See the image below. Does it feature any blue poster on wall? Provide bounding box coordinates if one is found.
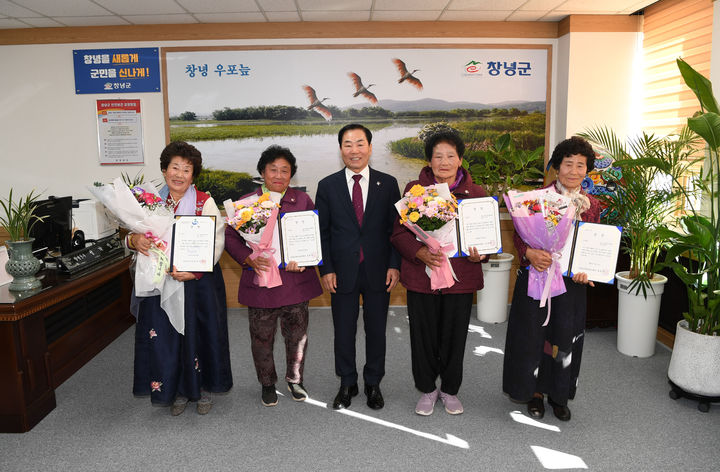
[73,47,160,94]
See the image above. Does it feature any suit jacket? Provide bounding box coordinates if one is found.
[316,167,401,293]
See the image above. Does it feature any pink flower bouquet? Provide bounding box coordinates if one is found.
[395,183,458,290]
[504,188,576,324]
[226,193,282,288]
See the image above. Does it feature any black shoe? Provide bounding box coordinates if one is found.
[527,396,545,418]
[365,384,384,410]
[332,384,359,410]
[548,397,571,421]
[261,385,278,407]
[287,382,308,401]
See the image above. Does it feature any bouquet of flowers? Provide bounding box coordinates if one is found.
[504,188,576,325]
[225,193,282,288]
[396,183,459,290]
[89,177,185,333]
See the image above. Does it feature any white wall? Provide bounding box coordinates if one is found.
[0,33,639,201]
[554,31,643,144]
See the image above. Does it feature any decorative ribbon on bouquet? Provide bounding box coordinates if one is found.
[402,221,457,291]
[536,252,563,326]
[246,207,282,288]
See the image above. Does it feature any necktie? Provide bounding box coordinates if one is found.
[352,174,364,263]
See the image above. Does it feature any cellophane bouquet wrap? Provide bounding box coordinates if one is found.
[504,188,576,325]
[395,183,458,290]
[225,193,282,288]
[89,177,185,334]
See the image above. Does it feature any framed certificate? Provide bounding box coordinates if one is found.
[456,197,502,256]
[278,210,323,267]
[170,215,216,272]
[560,221,623,284]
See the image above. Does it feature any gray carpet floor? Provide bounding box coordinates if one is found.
[1,306,719,471]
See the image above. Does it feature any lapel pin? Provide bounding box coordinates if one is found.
[377,181,381,186]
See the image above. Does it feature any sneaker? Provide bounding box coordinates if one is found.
[171,396,188,416]
[415,389,439,416]
[287,382,308,401]
[439,391,464,415]
[262,385,278,407]
[197,394,212,415]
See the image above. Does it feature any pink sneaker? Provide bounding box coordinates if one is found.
[439,391,464,415]
[415,389,439,416]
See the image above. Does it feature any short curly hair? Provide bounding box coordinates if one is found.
[548,136,595,172]
[160,141,202,178]
[424,130,465,161]
[257,145,298,177]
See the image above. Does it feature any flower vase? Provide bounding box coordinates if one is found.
[5,239,42,291]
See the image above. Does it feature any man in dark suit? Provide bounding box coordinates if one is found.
[316,123,401,410]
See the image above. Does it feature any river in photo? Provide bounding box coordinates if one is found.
[189,124,426,198]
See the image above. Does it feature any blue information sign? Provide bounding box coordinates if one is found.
[73,48,161,94]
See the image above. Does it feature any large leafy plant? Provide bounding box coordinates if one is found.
[0,189,45,241]
[580,127,700,297]
[462,132,544,203]
[654,58,720,336]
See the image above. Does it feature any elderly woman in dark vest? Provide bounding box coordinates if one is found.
[391,130,488,416]
[225,145,322,407]
[503,136,601,422]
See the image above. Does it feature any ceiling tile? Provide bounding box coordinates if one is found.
[560,0,637,12]
[440,10,512,21]
[0,18,31,27]
[506,10,551,21]
[57,15,131,26]
[123,13,198,24]
[374,0,449,10]
[194,12,266,22]
[518,0,568,10]
[372,10,441,21]
[265,11,302,21]
[448,0,525,10]
[12,0,110,16]
[257,0,298,11]
[619,1,655,14]
[93,0,185,16]
[301,10,371,21]
[18,16,64,27]
[177,0,259,13]
[298,0,371,11]
[0,0,42,17]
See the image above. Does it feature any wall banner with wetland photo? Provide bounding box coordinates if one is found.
[164,45,549,204]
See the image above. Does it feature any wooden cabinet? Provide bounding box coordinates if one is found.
[0,257,133,433]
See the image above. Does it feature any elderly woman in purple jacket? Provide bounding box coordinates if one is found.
[391,130,488,416]
[225,145,323,407]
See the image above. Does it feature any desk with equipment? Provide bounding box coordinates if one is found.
[1,197,132,433]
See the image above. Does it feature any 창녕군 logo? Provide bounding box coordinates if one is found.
[463,60,483,77]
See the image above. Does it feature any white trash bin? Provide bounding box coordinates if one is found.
[476,253,514,323]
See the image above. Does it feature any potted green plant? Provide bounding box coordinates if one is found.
[656,59,720,406]
[580,126,700,357]
[463,133,545,323]
[0,189,45,291]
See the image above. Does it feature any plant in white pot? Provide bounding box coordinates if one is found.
[580,126,700,357]
[0,189,45,291]
[656,59,720,409]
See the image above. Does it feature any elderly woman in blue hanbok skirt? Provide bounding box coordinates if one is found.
[126,141,232,415]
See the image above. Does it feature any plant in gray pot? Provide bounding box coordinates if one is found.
[580,126,700,357]
[656,59,720,410]
[0,189,45,291]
